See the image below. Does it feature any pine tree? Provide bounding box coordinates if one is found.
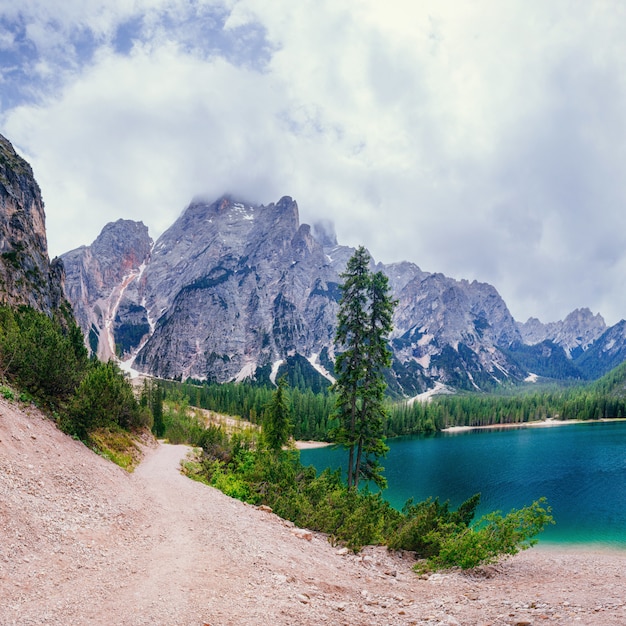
[332,246,396,489]
[263,376,292,454]
[151,382,165,438]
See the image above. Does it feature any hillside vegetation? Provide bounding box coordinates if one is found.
[0,304,148,465]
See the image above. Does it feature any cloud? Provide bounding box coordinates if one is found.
[4,42,293,249]
[2,0,626,325]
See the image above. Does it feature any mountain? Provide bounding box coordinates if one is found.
[0,134,66,315]
[573,320,626,379]
[61,194,626,394]
[517,308,607,359]
[61,219,153,361]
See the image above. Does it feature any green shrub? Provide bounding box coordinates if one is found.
[423,497,554,571]
[0,306,88,404]
[210,463,251,500]
[387,494,481,557]
[67,361,141,437]
[87,427,142,472]
[0,385,14,400]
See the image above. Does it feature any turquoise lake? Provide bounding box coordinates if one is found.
[300,420,626,546]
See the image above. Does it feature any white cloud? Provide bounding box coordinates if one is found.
[3,0,626,325]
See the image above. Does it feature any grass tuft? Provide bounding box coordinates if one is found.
[88,427,143,472]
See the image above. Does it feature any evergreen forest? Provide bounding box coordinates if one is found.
[163,357,626,443]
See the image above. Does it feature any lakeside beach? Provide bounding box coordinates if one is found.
[443,416,626,433]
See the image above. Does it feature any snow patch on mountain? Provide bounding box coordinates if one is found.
[308,353,336,384]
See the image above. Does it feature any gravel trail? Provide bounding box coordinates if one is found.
[2,398,626,625]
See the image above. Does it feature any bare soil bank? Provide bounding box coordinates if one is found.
[2,398,625,625]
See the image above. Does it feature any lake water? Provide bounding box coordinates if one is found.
[300,420,626,546]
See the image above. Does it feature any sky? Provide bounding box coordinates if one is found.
[1,1,626,325]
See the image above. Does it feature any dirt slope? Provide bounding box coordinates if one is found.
[2,398,626,625]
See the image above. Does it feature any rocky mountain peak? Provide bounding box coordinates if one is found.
[0,134,65,314]
[518,307,607,358]
[61,219,152,361]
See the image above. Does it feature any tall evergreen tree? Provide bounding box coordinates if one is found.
[151,382,165,438]
[262,376,292,454]
[332,246,396,489]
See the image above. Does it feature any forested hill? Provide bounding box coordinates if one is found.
[388,360,626,435]
[588,359,626,397]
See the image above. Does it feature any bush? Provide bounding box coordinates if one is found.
[0,306,88,404]
[67,361,141,437]
[0,385,14,400]
[424,498,554,571]
[387,493,481,557]
[87,427,142,472]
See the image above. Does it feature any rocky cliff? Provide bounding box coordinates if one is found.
[518,308,607,359]
[131,196,340,382]
[61,219,153,361]
[0,134,66,314]
[62,194,626,393]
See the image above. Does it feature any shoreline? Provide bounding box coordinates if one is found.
[294,440,333,450]
[296,418,626,444]
[443,416,626,433]
[535,541,626,554]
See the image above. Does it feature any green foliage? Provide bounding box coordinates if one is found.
[161,378,337,442]
[141,379,164,437]
[0,305,156,455]
[0,305,88,404]
[67,361,142,438]
[0,384,14,400]
[210,462,252,500]
[387,494,482,557]
[262,376,292,454]
[423,498,554,572]
[276,354,332,394]
[160,396,203,445]
[332,246,396,489]
[87,426,142,472]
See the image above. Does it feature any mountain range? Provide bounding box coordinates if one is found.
[1,130,623,396]
[60,194,626,395]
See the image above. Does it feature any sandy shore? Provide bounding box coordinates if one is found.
[443,416,626,433]
[294,439,332,449]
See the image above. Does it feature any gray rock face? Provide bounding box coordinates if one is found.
[61,193,626,393]
[390,273,525,391]
[571,320,626,378]
[61,220,152,361]
[132,196,339,381]
[0,134,66,314]
[518,308,607,358]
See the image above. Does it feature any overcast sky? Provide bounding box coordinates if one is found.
[1,1,626,325]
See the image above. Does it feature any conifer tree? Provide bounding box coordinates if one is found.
[151,382,165,438]
[332,246,396,489]
[263,376,292,454]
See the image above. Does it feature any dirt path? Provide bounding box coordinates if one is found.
[3,399,626,625]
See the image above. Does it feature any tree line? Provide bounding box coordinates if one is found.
[164,371,626,443]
